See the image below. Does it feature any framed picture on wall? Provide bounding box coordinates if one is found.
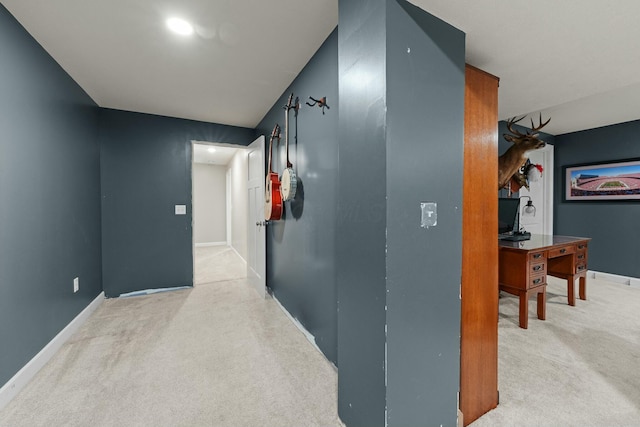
[564,158,640,201]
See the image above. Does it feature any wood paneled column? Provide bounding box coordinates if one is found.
[460,64,499,426]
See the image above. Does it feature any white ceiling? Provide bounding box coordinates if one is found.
[3,0,640,135]
[413,0,640,135]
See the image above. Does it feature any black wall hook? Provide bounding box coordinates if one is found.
[306,96,330,114]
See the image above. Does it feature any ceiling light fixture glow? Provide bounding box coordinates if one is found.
[207,147,216,153]
[167,17,194,36]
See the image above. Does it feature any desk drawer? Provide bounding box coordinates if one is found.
[529,251,546,262]
[577,241,588,260]
[531,262,547,275]
[548,245,575,258]
[576,241,588,273]
[530,275,545,287]
[576,252,587,273]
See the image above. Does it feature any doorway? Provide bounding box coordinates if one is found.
[191,141,248,285]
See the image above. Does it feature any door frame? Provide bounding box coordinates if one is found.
[190,140,247,286]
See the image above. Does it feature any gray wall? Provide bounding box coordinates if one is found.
[554,120,640,278]
[337,1,465,426]
[255,29,339,364]
[337,0,387,422]
[0,5,102,386]
[385,2,464,425]
[99,109,254,297]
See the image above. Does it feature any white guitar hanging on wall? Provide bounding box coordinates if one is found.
[281,93,299,202]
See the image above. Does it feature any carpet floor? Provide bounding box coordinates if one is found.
[471,275,640,426]
[0,247,342,427]
[1,264,638,426]
[194,245,247,285]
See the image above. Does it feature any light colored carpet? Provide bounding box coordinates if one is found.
[471,275,640,427]
[0,280,342,427]
[2,270,638,427]
[194,245,246,285]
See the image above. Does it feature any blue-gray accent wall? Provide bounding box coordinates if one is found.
[0,4,102,386]
[554,120,640,278]
[255,30,339,364]
[99,109,254,297]
[385,2,464,425]
[337,1,465,425]
[337,0,388,423]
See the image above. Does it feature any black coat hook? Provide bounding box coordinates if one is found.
[306,96,330,114]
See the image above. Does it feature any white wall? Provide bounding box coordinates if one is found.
[193,163,227,244]
[228,149,248,260]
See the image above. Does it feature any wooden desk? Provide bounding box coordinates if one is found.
[499,235,591,329]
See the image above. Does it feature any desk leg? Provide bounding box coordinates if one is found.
[519,292,529,329]
[579,275,587,300]
[537,288,546,320]
[567,275,576,306]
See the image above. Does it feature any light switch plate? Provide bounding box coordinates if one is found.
[175,205,186,215]
[420,202,437,228]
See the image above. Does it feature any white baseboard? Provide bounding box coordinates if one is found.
[119,286,190,298]
[589,270,640,288]
[0,292,105,411]
[229,244,247,266]
[271,294,336,371]
[195,241,226,247]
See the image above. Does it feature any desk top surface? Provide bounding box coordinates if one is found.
[499,234,591,251]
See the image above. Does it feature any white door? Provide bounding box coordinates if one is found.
[247,136,266,297]
[519,144,554,235]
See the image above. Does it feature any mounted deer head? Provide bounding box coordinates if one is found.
[498,114,550,190]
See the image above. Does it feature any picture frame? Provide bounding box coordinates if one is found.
[564,158,640,201]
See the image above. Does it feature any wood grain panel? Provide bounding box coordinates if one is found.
[460,64,499,426]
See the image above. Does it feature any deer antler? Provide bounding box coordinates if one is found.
[529,113,551,135]
[506,113,551,137]
[506,116,527,137]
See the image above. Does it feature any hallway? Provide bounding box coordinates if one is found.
[194,245,247,286]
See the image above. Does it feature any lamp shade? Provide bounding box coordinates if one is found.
[522,199,536,217]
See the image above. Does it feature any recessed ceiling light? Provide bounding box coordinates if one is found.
[167,17,194,36]
[207,147,216,153]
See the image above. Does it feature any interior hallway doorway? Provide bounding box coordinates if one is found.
[192,141,248,285]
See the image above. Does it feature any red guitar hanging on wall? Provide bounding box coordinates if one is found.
[264,124,283,221]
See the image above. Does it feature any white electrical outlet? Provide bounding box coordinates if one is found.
[73,277,79,293]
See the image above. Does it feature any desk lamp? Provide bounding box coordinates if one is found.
[506,196,536,241]
[521,196,536,217]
